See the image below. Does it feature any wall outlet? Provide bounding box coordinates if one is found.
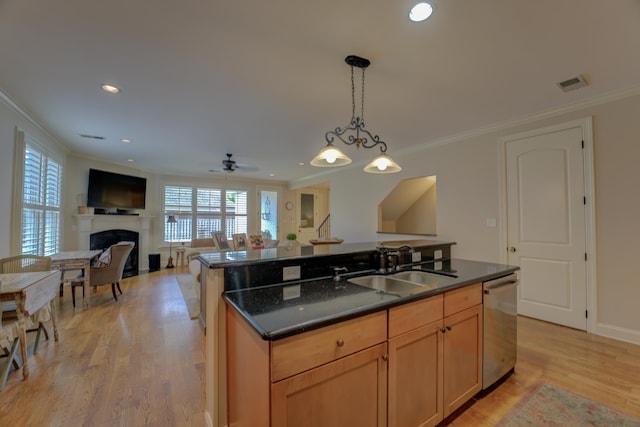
[486,218,497,227]
[434,249,442,260]
[283,284,301,300]
[283,265,301,281]
[412,251,422,262]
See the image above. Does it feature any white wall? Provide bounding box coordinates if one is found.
[296,90,640,344]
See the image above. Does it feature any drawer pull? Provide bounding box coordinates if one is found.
[382,354,389,361]
[336,339,345,347]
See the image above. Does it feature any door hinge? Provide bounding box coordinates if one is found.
[583,196,586,205]
[581,140,585,149]
[585,310,588,318]
[585,253,588,261]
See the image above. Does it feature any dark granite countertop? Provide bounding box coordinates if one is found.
[198,240,455,268]
[224,258,518,340]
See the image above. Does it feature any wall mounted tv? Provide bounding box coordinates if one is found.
[87,169,147,210]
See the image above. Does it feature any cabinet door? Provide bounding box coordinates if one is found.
[443,305,482,417]
[271,343,388,427]
[388,320,444,427]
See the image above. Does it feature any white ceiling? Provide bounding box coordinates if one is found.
[1,0,640,183]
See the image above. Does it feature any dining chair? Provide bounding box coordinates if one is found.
[71,242,135,306]
[0,255,52,353]
[0,313,21,391]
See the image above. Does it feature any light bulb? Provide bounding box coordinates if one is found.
[375,157,391,170]
[324,147,339,164]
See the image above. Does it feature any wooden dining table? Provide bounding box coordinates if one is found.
[0,270,61,380]
[50,250,102,309]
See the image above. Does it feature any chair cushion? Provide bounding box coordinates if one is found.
[92,241,135,267]
[93,249,111,267]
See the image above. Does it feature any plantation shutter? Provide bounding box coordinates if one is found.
[22,144,63,256]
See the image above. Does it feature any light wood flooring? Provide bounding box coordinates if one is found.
[0,267,205,426]
[2,268,640,426]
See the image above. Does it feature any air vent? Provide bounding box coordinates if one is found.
[556,75,587,92]
[79,134,105,140]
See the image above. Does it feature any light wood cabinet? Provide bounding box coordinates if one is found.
[227,283,482,427]
[388,284,483,426]
[272,343,388,427]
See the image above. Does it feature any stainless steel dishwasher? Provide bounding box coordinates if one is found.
[482,272,518,389]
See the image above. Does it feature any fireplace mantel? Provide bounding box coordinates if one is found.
[73,214,153,271]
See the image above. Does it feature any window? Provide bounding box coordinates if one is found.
[22,144,63,255]
[164,185,248,241]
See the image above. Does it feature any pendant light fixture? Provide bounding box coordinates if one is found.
[311,55,401,174]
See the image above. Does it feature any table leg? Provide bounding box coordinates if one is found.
[83,260,90,309]
[50,298,59,341]
[14,297,29,379]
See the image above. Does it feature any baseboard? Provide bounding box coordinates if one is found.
[593,322,640,346]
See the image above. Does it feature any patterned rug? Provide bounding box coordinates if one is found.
[497,382,640,426]
[176,274,200,320]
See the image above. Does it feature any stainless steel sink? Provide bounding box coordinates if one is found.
[392,271,456,287]
[348,275,426,297]
[348,271,456,297]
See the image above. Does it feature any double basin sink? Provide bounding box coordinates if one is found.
[348,270,456,297]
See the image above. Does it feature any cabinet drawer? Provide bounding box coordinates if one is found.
[271,311,387,382]
[444,283,482,317]
[388,294,443,338]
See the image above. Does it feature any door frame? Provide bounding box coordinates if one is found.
[498,116,597,332]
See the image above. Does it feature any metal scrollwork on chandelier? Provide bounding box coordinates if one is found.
[312,55,401,174]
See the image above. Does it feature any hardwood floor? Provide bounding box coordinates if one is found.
[0,267,205,426]
[2,268,639,426]
[448,316,640,426]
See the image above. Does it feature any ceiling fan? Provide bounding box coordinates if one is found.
[209,153,258,173]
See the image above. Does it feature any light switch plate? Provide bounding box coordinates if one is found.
[283,265,301,281]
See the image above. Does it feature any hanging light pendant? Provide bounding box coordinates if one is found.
[312,55,401,174]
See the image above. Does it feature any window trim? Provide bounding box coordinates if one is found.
[12,128,65,255]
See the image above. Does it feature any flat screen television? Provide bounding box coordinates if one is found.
[87,169,147,210]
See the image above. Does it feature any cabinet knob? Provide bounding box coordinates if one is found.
[440,327,446,334]
[382,354,389,361]
[509,246,517,252]
[446,325,452,331]
[336,338,345,347]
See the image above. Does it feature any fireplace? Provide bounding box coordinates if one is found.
[73,214,152,273]
[90,229,139,277]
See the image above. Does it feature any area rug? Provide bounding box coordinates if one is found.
[176,274,200,320]
[497,382,640,426]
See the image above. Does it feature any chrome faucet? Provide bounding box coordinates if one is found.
[377,244,415,273]
[333,266,348,281]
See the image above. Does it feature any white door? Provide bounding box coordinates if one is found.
[505,124,587,330]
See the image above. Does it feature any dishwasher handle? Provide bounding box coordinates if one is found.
[483,274,518,294]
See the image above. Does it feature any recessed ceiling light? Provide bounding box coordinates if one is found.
[120,138,132,143]
[127,159,135,162]
[298,162,305,166]
[409,2,434,22]
[269,173,275,177]
[101,83,121,94]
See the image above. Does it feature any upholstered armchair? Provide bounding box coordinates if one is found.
[71,242,134,307]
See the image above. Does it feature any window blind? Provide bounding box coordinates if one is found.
[164,185,248,241]
[22,145,63,255]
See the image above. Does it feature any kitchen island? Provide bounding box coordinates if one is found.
[198,241,518,427]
